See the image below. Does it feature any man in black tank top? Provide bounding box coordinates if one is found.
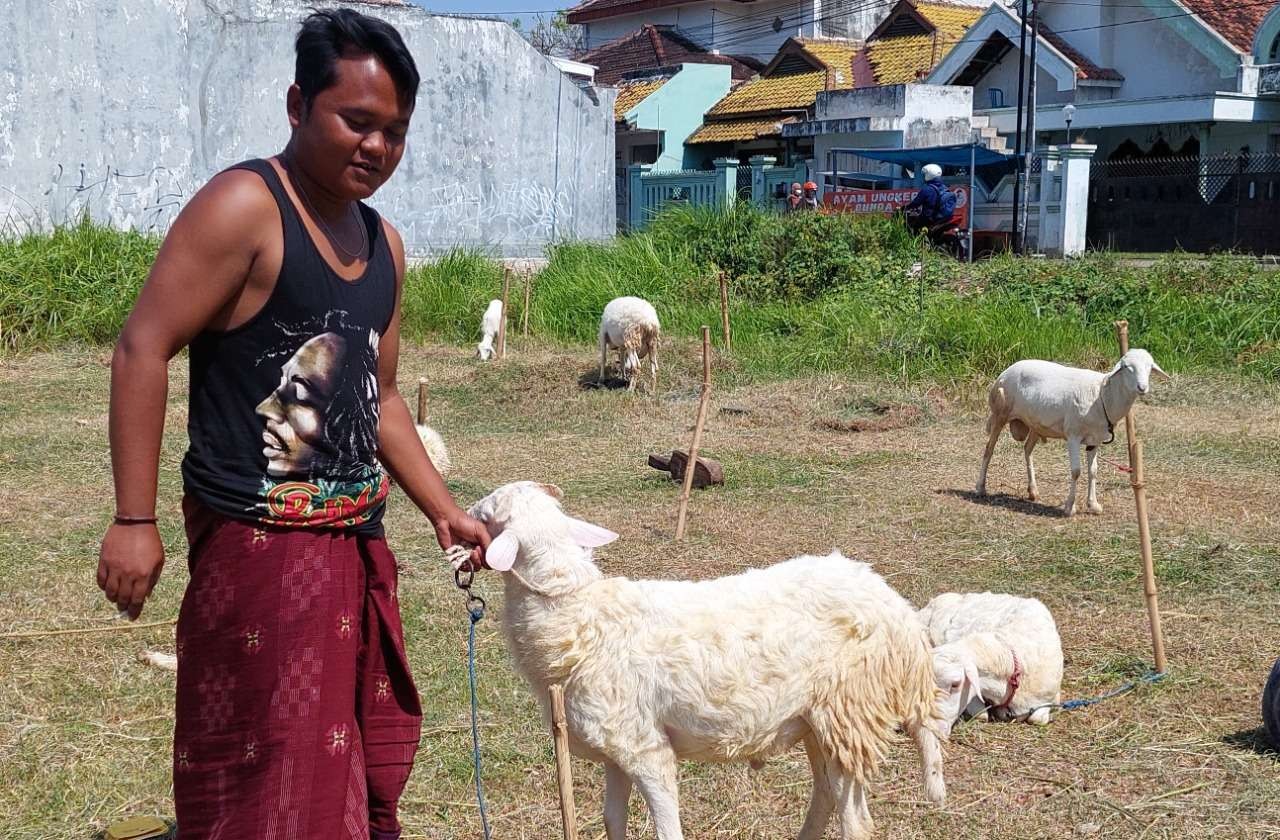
[97,10,489,839]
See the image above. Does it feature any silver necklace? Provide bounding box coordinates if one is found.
[284,157,368,260]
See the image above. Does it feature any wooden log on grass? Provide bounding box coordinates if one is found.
[549,684,578,840]
[1115,319,1168,674]
[675,326,713,540]
[416,377,428,425]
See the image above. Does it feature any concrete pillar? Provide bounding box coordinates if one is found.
[749,155,778,204]
[713,158,739,209]
[1055,143,1095,257]
[1038,146,1061,254]
[628,163,651,230]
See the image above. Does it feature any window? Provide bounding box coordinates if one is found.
[988,88,1005,108]
[631,144,659,165]
[1270,33,1279,61]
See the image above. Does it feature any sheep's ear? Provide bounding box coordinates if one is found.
[565,517,619,548]
[537,483,565,501]
[485,531,519,572]
[1150,360,1171,381]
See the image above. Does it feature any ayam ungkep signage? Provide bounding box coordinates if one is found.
[823,185,970,226]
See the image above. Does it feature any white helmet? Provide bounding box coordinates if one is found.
[922,163,942,182]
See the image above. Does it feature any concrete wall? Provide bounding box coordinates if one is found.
[0,0,617,257]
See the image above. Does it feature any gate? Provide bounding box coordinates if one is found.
[1088,153,1280,255]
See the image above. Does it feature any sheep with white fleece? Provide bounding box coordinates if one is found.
[976,348,1169,516]
[462,481,946,840]
[414,424,452,477]
[919,592,1063,730]
[598,296,660,393]
[476,299,503,361]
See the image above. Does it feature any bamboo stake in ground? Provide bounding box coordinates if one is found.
[675,326,713,541]
[1114,319,1168,674]
[521,270,532,338]
[549,684,578,840]
[718,271,732,352]
[498,268,511,359]
[416,377,428,425]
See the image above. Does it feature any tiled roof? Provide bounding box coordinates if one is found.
[614,76,670,120]
[686,116,792,144]
[1036,24,1124,81]
[705,71,830,117]
[1179,0,1276,52]
[580,24,763,85]
[861,2,984,86]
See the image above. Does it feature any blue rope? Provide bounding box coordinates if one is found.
[466,601,493,840]
[1054,671,1167,712]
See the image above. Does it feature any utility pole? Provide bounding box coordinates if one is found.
[1020,0,1040,254]
[1011,0,1029,252]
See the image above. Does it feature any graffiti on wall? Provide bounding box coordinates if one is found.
[1,162,189,236]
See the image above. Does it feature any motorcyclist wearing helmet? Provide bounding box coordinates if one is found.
[904,163,957,238]
[801,180,820,210]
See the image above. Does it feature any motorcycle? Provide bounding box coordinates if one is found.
[903,208,968,260]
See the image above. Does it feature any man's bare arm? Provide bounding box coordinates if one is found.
[100,171,276,619]
[374,222,490,565]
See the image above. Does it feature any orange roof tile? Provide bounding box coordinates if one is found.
[705,71,828,117]
[614,76,670,120]
[863,2,983,85]
[686,116,792,144]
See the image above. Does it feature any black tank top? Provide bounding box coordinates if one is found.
[181,159,396,533]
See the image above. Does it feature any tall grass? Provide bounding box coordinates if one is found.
[4,211,1279,381]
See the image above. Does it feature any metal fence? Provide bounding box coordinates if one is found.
[1088,152,1280,254]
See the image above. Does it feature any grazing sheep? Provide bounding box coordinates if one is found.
[476,299,503,361]
[918,592,1063,730]
[415,423,452,477]
[598,296,660,393]
[976,349,1170,516]
[463,481,945,840]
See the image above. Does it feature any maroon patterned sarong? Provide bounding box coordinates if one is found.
[174,497,422,839]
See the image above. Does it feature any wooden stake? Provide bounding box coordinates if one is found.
[498,267,511,359]
[522,270,533,338]
[1115,320,1168,674]
[549,684,578,840]
[416,378,428,426]
[718,271,732,352]
[675,327,713,540]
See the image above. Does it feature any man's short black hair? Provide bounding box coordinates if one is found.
[295,8,420,109]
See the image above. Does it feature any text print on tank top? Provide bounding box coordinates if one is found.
[180,159,396,533]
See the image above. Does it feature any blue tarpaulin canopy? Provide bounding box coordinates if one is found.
[832,143,1014,169]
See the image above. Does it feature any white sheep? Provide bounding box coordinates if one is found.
[598,296,660,393]
[918,592,1064,731]
[463,481,946,840]
[976,348,1169,516]
[415,423,452,477]
[476,299,503,361]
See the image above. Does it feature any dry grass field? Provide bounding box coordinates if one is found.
[2,337,1278,839]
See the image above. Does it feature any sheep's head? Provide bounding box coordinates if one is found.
[1110,348,1170,395]
[476,340,495,361]
[467,481,618,571]
[930,643,982,736]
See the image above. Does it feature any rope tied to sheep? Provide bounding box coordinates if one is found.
[446,545,493,840]
[1025,671,1167,718]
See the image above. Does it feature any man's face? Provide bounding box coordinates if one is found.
[256,333,348,476]
[289,53,414,200]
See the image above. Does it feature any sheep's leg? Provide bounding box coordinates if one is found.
[604,761,633,840]
[598,333,609,382]
[1063,437,1082,517]
[797,733,835,840]
[976,414,1004,495]
[907,721,946,806]
[630,752,684,840]
[1085,446,1103,514]
[1024,433,1040,501]
[823,760,874,840]
[649,344,659,396]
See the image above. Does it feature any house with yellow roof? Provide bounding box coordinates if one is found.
[684,37,863,168]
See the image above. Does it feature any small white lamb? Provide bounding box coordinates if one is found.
[476,299,503,361]
[415,423,452,477]
[463,481,946,840]
[598,296,660,393]
[976,348,1169,516]
[919,592,1064,730]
